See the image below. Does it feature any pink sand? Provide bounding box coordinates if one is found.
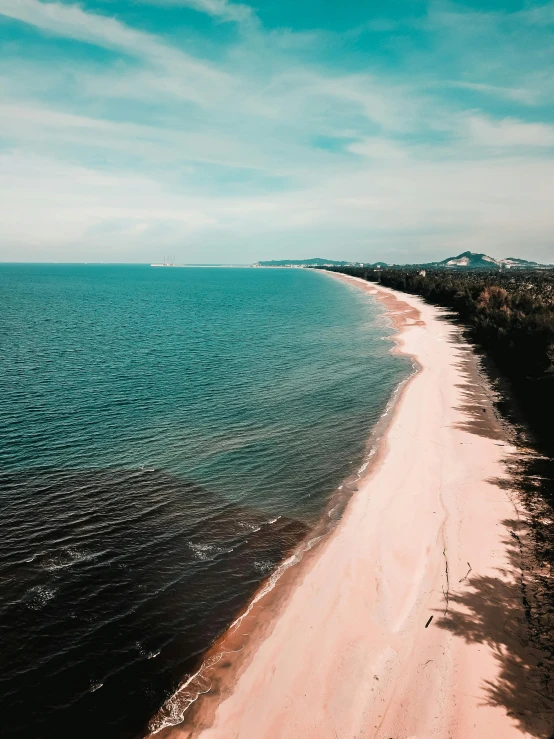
[166,277,544,738]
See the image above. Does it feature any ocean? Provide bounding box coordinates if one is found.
[0,265,410,739]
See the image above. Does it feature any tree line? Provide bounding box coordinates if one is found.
[321,266,554,452]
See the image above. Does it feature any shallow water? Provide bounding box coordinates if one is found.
[0,265,410,738]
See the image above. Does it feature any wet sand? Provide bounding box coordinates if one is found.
[157,275,552,739]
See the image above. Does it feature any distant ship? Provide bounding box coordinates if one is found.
[151,256,179,267]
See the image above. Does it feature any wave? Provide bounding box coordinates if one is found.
[43,547,102,572]
[187,542,238,561]
[26,585,57,610]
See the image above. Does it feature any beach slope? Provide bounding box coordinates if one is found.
[166,276,550,739]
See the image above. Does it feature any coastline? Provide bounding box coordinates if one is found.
[151,275,552,738]
[146,274,419,738]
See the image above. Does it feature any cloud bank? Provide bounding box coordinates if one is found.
[0,0,553,263]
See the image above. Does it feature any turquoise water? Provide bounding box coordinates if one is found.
[0,265,409,738]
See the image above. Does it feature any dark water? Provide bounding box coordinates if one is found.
[0,265,409,738]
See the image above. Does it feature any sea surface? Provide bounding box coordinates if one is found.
[0,265,410,739]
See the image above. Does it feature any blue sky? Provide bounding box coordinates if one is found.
[1,0,553,263]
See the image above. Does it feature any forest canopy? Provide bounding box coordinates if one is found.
[321,266,554,451]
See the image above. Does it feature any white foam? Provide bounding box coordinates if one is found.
[253,560,273,574]
[188,542,236,561]
[149,545,308,734]
[238,521,262,533]
[306,535,324,551]
[44,547,100,571]
[27,585,57,610]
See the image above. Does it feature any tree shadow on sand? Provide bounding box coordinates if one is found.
[435,515,554,737]
[451,345,506,440]
[434,335,554,736]
[443,324,509,441]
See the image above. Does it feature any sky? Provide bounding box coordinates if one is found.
[1,0,553,264]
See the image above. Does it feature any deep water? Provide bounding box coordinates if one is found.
[0,265,409,738]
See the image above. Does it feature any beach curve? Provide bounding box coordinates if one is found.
[153,274,551,739]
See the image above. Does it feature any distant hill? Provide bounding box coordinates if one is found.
[433,251,546,270]
[254,252,550,270]
[436,251,499,268]
[501,257,544,268]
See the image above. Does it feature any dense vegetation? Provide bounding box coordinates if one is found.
[323,266,554,451]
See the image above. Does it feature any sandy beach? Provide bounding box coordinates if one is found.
[157,275,552,739]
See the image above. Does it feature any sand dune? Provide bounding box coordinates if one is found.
[162,277,551,739]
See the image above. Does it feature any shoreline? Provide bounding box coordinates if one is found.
[152,275,552,738]
[147,277,417,737]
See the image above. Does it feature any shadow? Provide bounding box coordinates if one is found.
[0,467,307,739]
[443,313,554,455]
[429,323,554,735]
[491,452,554,659]
[451,342,506,440]
[435,319,507,440]
[435,518,554,737]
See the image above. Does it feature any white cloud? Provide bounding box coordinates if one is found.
[0,0,161,56]
[0,101,272,172]
[466,115,554,148]
[2,143,554,263]
[143,0,254,24]
[0,0,410,127]
[1,0,554,263]
[347,138,409,160]
[447,81,537,106]
[0,0,231,96]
